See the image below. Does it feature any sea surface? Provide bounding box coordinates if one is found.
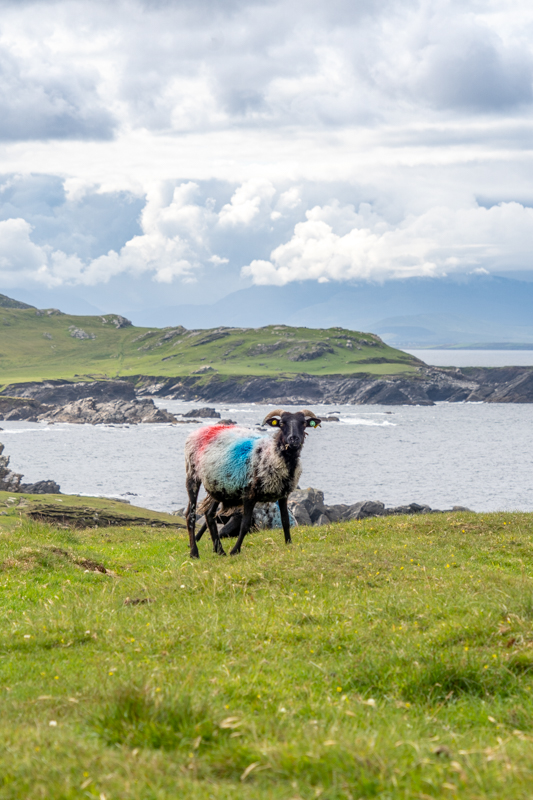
[406,349,533,367]
[1,400,532,514]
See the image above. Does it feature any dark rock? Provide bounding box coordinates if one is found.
[182,407,221,419]
[345,500,386,520]
[0,442,22,491]
[314,513,331,526]
[384,503,432,515]
[219,419,237,425]
[19,480,60,494]
[0,380,136,405]
[384,506,412,515]
[323,504,350,522]
[288,502,312,526]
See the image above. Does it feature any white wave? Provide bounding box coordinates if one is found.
[340,418,396,427]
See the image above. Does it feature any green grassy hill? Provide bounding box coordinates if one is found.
[0,493,532,798]
[0,304,421,385]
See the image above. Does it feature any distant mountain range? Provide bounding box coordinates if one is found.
[3,274,533,347]
[131,275,533,347]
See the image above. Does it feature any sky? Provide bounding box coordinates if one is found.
[1,0,533,315]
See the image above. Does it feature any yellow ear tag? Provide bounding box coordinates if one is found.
[271,419,278,425]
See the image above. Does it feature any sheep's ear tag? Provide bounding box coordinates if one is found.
[270,418,279,426]
[307,418,320,428]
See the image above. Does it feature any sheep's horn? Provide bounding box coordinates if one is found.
[302,409,322,427]
[262,408,284,424]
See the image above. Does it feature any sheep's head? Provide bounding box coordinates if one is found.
[262,408,321,452]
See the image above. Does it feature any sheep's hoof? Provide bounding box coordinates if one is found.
[190,549,200,559]
[229,547,241,556]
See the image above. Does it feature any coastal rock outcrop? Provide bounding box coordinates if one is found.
[182,407,221,419]
[0,381,177,424]
[0,442,22,491]
[19,479,61,494]
[38,398,176,425]
[0,442,59,494]
[0,379,136,405]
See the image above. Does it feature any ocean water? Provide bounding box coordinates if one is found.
[1,400,532,514]
[406,349,533,367]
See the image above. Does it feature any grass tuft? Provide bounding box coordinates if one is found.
[94,686,215,750]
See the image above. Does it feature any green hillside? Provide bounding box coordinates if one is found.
[1,496,533,798]
[0,304,421,385]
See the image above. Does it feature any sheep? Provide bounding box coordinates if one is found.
[184,408,321,557]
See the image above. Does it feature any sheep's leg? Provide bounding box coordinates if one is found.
[219,512,243,539]
[205,499,226,555]
[185,476,201,559]
[230,499,256,556]
[278,497,292,545]
[195,521,207,542]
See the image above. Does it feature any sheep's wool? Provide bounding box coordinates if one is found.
[185,424,301,501]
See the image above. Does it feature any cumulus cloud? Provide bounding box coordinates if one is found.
[242,200,533,284]
[0,179,229,287]
[0,218,84,287]
[218,180,276,227]
[2,175,533,293]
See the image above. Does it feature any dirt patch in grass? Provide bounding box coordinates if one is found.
[1,545,109,574]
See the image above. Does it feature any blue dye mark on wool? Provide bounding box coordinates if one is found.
[222,437,256,492]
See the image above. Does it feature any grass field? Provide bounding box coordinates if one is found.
[1,492,533,799]
[0,304,419,386]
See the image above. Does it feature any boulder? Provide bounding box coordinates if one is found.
[289,502,312,526]
[19,480,61,494]
[182,407,221,419]
[323,504,350,522]
[345,500,386,520]
[288,487,325,513]
[384,503,432,515]
[68,326,95,340]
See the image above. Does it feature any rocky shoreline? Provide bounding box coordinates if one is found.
[135,365,533,405]
[0,365,532,429]
[286,488,471,525]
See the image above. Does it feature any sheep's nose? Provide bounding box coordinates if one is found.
[287,435,301,447]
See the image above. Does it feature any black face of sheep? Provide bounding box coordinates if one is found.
[262,409,317,454]
[184,408,321,558]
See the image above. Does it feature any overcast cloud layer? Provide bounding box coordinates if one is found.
[0,0,533,306]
